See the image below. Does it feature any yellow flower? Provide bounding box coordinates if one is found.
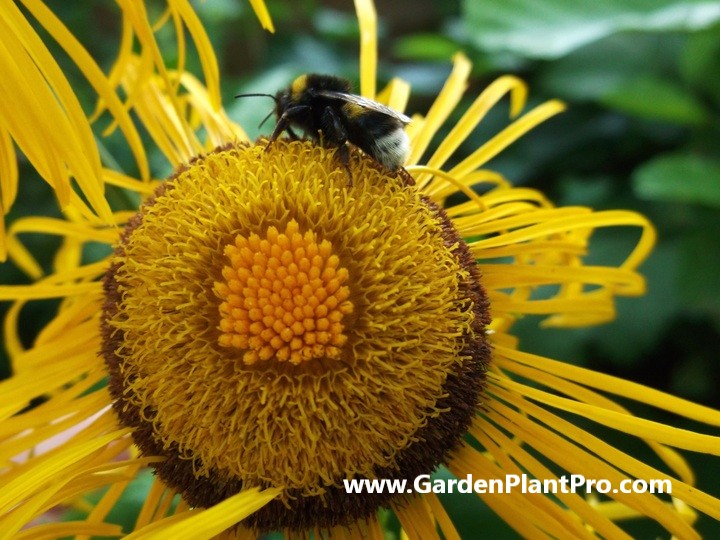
[1,1,719,538]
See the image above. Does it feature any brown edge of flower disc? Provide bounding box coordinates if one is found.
[101,141,492,533]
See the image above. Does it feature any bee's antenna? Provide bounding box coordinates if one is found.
[258,110,276,130]
[234,93,278,102]
[234,93,279,129]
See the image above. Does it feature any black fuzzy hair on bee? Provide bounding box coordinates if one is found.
[236,74,411,180]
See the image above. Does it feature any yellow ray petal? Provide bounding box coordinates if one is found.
[496,355,695,483]
[247,0,275,32]
[20,0,150,182]
[481,264,645,294]
[496,344,720,426]
[447,99,566,180]
[0,392,108,463]
[354,0,377,99]
[376,77,411,113]
[491,372,720,455]
[393,496,440,540]
[179,72,250,145]
[168,0,221,110]
[134,477,173,529]
[473,417,627,539]
[424,492,461,540]
[416,76,528,187]
[0,370,105,438]
[123,487,281,540]
[0,429,131,515]
[449,444,565,539]
[15,521,123,540]
[407,53,471,168]
[0,357,100,420]
[487,381,718,521]
[0,125,18,215]
[483,390,706,536]
[2,1,112,222]
[0,281,100,301]
[469,210,655,273]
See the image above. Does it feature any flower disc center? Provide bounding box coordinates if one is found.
[215,220,353,365]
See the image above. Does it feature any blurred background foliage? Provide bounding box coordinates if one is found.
[2,0,719,537]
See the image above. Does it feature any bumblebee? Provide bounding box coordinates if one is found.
[237,74,411,173]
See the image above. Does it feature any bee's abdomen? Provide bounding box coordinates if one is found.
[370,128,409,170]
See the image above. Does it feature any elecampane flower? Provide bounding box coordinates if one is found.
[1,1,719,538]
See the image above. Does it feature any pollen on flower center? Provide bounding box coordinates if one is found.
[214,220,353,365]
[102,140,491,533]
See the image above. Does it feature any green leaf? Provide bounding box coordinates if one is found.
[600,76,707,125]
[393,34,460,61]
[633,153,720,206]
[463,0,720,58]
[680,28,720,104]
[538,34,682,101]
[680,222,720,315]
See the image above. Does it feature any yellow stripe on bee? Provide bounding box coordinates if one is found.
[343,103,366,119]
[291,75,308,97]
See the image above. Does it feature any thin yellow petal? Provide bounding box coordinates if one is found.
[496,344,720,426]
[0,429,130,515]
[180,72,250,145]
[490,378,720,519]
[469,210,656,273]
[0,474,69,538]
[496,354,696,484]
[8,216,118,246]
[0,205,7,263]
[121,59,199,163]
[0,392,108,463]
[0,371,105,438]
[485,383,718,528]
[0,125,18,214]
[376,77,411,113]
[247,0,275,32]
[124,487,281,540]
[481,264,646,295]
[168,0,221,110]
[15,522,123,540]
[490,290,616,323]
[0,25,69,204]
[418,76,528,186]
[2,299,25,360]
[0,282,100,301]
[448,99,566,180]
[20,0,150,182]
[354,0,377,99]
[103,169,160,195]
[113,1,199,163]
[473,417,627,539]
[0,358,100,420]
[36,294,103,347]
[424,492,461,540]
[407,53,471,167]
[448,444,560,539]
[491,372,720,455]
[409,166,489,211]
[134,477,172,529]
[3,1,112,222]
[483,401,700,538]
[392,496,440,540]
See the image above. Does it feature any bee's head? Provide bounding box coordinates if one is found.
[274,87,293,116]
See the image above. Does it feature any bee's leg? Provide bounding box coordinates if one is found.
[286,126,301,140]
[322,107,352,185]
[267,105,311,149]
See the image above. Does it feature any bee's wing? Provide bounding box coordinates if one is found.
[317,90,412,124]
